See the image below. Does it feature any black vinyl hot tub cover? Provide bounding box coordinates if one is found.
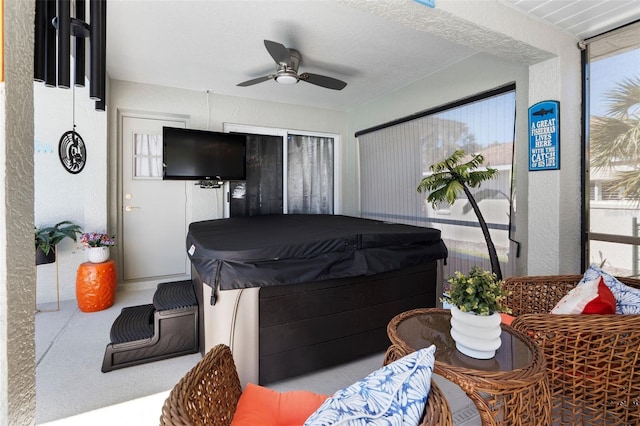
[186,214,448,301]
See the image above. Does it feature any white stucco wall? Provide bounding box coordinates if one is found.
[1,1,36,424]
[437,0,583,275]
[527,56,582,275]
[107,80,351,239]
[34,81,108,304]
[0,78,5,426]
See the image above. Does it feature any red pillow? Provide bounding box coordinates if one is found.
[231,383,329,426]
[551,277,616,314]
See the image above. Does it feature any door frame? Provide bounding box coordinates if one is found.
[113,109,191,290]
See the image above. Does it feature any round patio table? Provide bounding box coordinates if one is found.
[385,308,551,426]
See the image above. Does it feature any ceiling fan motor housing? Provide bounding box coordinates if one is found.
[275,49,301,84]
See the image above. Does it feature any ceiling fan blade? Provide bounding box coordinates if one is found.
[299,73,347,90]
[264,40,291,67]
[237,74,274,87]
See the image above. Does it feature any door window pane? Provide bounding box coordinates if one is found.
[134,133,163,178]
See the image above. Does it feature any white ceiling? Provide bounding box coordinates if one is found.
[499,0,639,41]
[106,0,640,111]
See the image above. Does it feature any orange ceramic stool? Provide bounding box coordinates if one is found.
[76,260,116,312]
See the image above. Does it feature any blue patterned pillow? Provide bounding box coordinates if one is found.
[304,345,435,426]
[580,265,640,314]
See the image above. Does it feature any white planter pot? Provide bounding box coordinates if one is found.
[450,305,502,359]
[86,246,110,263]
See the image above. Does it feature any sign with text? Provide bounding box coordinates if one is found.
[528,100,560,171]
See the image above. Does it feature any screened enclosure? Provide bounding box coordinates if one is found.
[584,22,640,277]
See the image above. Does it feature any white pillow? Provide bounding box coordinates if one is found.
[304,345,436,425]
[551,277,616,314]
[580,265,640,314]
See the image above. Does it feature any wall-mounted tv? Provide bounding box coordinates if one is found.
[162,127,247,181]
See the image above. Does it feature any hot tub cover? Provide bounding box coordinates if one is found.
[187,214,447,297]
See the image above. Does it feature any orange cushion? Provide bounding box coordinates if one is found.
[500,313,516,326]
[551,276,616,314]
[231,383,330,426]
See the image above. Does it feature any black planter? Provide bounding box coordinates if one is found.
[36,246,56,265]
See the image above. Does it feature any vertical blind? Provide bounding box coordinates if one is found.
[358,87,516,278]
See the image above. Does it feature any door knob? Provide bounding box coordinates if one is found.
[125,205,140,212]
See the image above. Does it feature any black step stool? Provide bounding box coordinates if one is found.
[101,280,199,372]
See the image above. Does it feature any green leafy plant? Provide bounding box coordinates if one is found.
[35,221,82,255]
[417,149,502,279]
[442,266,510,316]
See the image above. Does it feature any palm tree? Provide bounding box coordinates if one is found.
[590,76,640,200]
[417,149,502,280]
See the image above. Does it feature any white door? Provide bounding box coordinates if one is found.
[121,115,189,282]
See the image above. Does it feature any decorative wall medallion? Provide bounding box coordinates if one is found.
[58,130,87,174]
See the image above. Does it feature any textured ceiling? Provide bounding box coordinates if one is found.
[106,0,640,111]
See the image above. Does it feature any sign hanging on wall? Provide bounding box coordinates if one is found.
[528,100,560,171]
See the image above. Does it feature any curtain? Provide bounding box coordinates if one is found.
[287,135,334,214]
[134,133,163,178]
[230,134,283,217]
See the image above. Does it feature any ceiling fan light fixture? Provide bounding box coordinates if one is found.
[275,73,299,85]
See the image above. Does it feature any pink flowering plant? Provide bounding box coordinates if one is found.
[79,232,116,248]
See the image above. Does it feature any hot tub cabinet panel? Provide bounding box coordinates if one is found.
[194,260,442,386]
[258,261,439,384]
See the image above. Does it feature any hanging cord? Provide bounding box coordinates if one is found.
[72,79,77,138]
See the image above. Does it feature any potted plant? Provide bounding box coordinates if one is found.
[79,231,116,263]
[35,221,82,265]
[443,266,511,359]
[417,149,503,280]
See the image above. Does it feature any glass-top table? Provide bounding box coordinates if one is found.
[386,308,551,425]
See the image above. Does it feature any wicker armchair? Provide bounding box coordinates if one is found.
[503,275,640,425]
[160,344,453,425]
[160,344,242,425]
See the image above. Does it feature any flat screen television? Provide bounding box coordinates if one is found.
[162,127,247,181]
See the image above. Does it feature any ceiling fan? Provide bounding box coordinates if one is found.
[237,40,347,90]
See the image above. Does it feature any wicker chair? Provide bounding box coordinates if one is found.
[503,274,640,425]
[160,343,453,426]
